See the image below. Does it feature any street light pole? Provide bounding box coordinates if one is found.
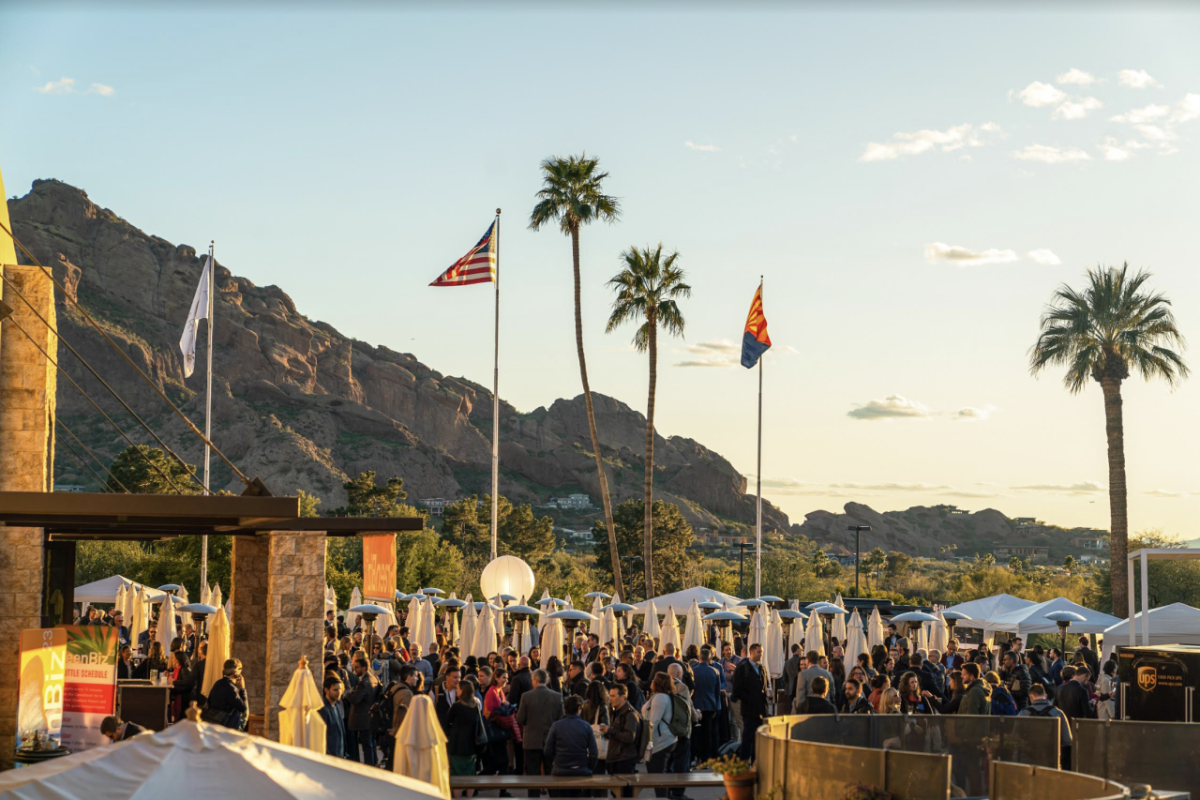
[848,525,872,596]
[736,540,753,597]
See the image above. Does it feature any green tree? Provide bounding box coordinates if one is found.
[605,244,690,598]
[1062,554,1077,574]
[329,471,422,518]
[886,551,913,583]
[810,549,829,575]
[297,489,322,518]
[396,530,465,592]
[1009,556,1025,572]
[1030,264,1188,614]
[107,445,200,494]
[862,548,888,588]
[441,494,555,563]
[591,499,693,600]
[529,154,624,599]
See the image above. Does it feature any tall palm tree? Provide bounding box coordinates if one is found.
[529,154,624,597]
[605,244,690,598]
[1030,264,1187,614]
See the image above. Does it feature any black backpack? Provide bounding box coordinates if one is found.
[1025,703,1055,718]
[369,683,402,736]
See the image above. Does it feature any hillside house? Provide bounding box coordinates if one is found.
[419,497,449,517]
[994,544,1049,561]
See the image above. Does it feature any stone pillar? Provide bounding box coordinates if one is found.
[230,529,326,740]
[0,256,58,766]
[230,533,270,718]
[264,530,327,739]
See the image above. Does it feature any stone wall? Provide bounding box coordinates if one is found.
[0,263,57,769]
[230,533,269,716]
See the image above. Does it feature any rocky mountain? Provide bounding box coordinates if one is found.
[794,502,1025,558]
[10,179,789,532]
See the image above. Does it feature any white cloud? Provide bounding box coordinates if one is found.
[1173,93,1200,123]
[830,481,953,492]
[847,394,934,421]
[1018,81,1066,108]
[684,141,720,152]
[35,77,76,94]
[1099,137,1149,161]
[1134,124,1175,142]
[1053,97,1103,120]
[859,122,1001,162]
[924,242,1019,266]
[1011,144,1091,164]
[1110,104,1171,124]
[33,76,114,96]
[674,340,739,368]
[1013,481,1106,495]
[1026,249,1062,265]
[952,407,993,421]
[1057,68,1097,86]
[1118,69,1161,89]
[1146,489,1183,498]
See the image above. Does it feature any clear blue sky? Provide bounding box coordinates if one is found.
[3,5,1200,537]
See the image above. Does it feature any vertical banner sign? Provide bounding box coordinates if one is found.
[361,533,397,603]
[17,628,67,748]
[60,626,119,752]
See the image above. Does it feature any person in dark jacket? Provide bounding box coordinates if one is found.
[1048,649,1066,686]
[100,716,147,741]
[840,677,873,714]
[446,684,484,776]
[318,676,348,759]
[690,647,723,763]
[168,651,195,722]
[518,669,565,797]
[650,644,694,691]
[1025,651,1050,692]
[798,676,838,714]
[509,657,534,710]
[1055,666,1094,722]
[958,663,992,715]
[117,645,134,680]
[731,644,769,761]
[614,663,645,709]
[1076,636,1099,678]
[1001,651,1032,710]
[545,695,598,777]
[206,658,249,730]
[344,656,381,765]
[604,683,641,794]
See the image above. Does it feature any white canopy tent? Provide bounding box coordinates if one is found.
[986,596,1121,636]
[0,719,445,800]
[1103,603,1200,658]
[74,575,165,604]
[631,586,741,612]
[941,593,1040,643]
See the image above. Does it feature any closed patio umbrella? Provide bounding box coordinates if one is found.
[867,607,885,651]
[681,599,705,654]
[155,597,176,653]
[202,606,230,697]
[659,606,681,654]
[394,695,451,798]
[347,587,364,630]
[765,609,785,678]
[643,600,661,642]
[278,656,327,754]
[803,607,825,657]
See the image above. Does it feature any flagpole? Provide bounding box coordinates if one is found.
[755,275,763,598]
[201,241,214,591]
[490,210,501,561]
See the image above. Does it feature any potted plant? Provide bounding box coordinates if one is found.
[702,754,756,800]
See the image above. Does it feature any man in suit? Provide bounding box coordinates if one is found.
[344,656,380,765]
[318,676,348,759]
[517,668,565,797]
[584,633,601,664]
[100,716,147,742]
[509,656,534,710]
[1056,666,1094,722]
[794,651,833,713]
[652,643,694,691]
[109,611,131,648]
[433,665,462,731]
[781,643,803,712]
[1076,636,1099,677]
[691,647,723,764]
[731,643,769,761]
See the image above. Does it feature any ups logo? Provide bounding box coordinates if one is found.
[1137,666,1157,692]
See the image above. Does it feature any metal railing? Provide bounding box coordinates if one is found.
[991,761,1129,800]
[1073,718,1200,798]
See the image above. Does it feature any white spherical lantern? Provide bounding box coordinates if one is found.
[480,555,536,603]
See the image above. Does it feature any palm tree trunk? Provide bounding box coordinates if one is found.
[570,226,623,600]
[1100,378,1129,615]
[643,320,657,599]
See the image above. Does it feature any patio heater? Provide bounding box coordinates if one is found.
[603,602,636,643]
[420,588,445,596]
[157,584,181,596]
[942,610,972,642]
[889,611,939,652]
[501,602,541,655]
[698,601,722,645]
[760,595,787,611]
[704,610,748,651]
[434,597,466,641]
[348,604,392,663]
[778,609,806,654]
[546,609,598,663]
[1045,610,1087,658]
[178,603,217,640]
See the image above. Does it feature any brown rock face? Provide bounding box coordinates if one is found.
[10,179,789,530]
[793,502,1019,557]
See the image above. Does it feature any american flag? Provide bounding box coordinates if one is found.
[429,221,497,286]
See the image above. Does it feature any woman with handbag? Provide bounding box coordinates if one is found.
[447,688,484,789]
[204,659,248,730]
[581,680,611,789]
[483,668,519,774]
[168,650,195,722]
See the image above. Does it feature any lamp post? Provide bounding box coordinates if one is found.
[620,557,641,598]
[847,526,871,596]
[735,540,754,597]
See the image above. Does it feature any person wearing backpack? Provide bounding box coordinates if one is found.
[984,672,1018,716]
[345,655,381,765]
[643,673,678,798]
[1019,683,1072,768]
[604,684,641,797]
[666,664,696,799]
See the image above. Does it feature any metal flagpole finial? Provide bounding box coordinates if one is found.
[496,208,502,215]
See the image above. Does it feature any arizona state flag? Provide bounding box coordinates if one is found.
[740,285,771,368]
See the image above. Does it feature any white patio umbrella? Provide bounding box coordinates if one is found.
[155,597,177,653]
[407,595,423,648]
[765,609,785,678]
[681,599,705,654]
[748,607,768,651]
[643,600,661,642]
[844,609,865,667]
[472,602,498,658]
[202,606,230,697]
[564,593,574,610]
[128,586,147,651]
[804,607,825,657]
[590,594,604,626]
[831,606,847,645]
[210,584,223,615]
[178,586,192,628]
[834,593,845,609]
[867,606,885,650]
[537,589,551,633]
[347,587,364,630]
[393,694,450,798]
[0,718,449,800]
[460,595,476,654]
[541,616,566,663]
[200,582,211,607]
[659,606,682,654]
[224,598,233,627]
[113,584,126,617]
[278,657,327,754]
[929,608,949,655]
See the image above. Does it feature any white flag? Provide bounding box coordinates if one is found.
[179,255,211,378]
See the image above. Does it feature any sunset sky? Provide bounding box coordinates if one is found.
[3,5,1200,538]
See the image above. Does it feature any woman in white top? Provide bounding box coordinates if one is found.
[1096,660,1118,721]
[642,672,677,798]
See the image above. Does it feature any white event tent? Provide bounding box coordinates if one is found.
[0,719,445,800]
[74,575,165,604]
[631,586,741,612]
[1103,603,1200,649]
[985,596,1121,636]
[941,593,1039,642]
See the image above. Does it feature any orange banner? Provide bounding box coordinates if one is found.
[18,628,67,748]
[362,533,396,603]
